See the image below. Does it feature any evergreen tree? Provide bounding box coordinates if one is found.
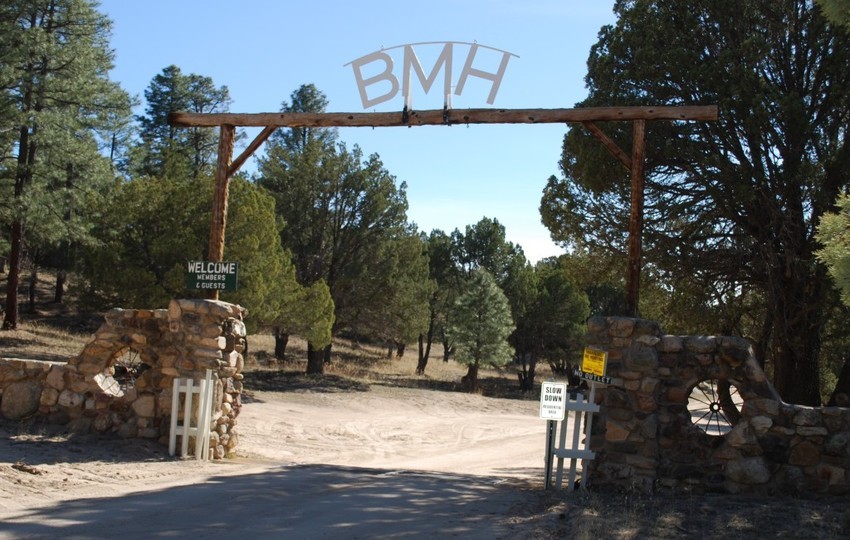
[513,259,590,390]
[816,0,850,27]
[417,229,463,374]
[0,0,132,329]
[816,193,850,405]
[540,0,850,405]
[77,175,334,340]
[258,84,421,374]
[817,193,850,308]
[133,65,233,179]
[448,268,515,392]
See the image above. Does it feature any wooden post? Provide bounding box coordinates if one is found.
[625,120,646,317]
[207,124,235,300]
[167,106,717,311]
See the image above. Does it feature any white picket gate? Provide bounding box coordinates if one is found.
[544,384,599,490]
[169,370,214,460]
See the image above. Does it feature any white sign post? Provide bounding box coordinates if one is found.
[539,381,568,420]
[540,381,567,489]
[540,357,607,491]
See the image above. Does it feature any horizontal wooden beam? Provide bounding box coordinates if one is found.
[168,105,718,129]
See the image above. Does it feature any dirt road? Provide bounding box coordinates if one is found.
[0,386,556,539]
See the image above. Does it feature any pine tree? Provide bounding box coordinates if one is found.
[448,268,515,391]
[133,65,233,179]
[0,0,131,329]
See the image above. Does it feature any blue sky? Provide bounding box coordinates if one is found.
[98,0,618,262]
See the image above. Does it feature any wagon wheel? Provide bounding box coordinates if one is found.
[112,347,145,389]
[688,379,742,436]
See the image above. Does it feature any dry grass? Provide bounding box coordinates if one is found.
[244,331,539,400]
[531,488,850,539]
[0,321,90,363]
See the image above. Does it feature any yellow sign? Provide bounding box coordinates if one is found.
[582,347,608,377]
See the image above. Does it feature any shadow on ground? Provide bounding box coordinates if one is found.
[0,464,545,539]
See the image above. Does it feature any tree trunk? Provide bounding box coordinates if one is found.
[517,351,537,392]
[769,267,825,406]
[54,270,66,304]
[2,219,23,330]
[416,314,435,374]
[273,327,289,361]
[28,265,37,312]
[306,342,324,374]
[416,333,430,375]
[396,342,405,358]
[461,363,479,392]
[386,341,394,358]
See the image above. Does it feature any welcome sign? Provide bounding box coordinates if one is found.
[346,41,518,109]
[186,261,239,291]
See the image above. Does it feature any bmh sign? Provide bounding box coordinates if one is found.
[186,261,239,292]
[346,41,518,110]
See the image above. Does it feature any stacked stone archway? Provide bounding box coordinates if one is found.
[584,317,850,495]
[0,299,246,459]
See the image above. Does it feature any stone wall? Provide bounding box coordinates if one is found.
[0,299,246,459]
[583,316,850,495]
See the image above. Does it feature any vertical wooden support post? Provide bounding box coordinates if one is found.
[625,119,646,317]
[207,124,235,300]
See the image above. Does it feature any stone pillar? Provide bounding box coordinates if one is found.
[584,316,662,493]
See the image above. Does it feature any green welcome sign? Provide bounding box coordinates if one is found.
[186,261,238,292]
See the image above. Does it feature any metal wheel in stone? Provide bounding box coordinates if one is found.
[688,378,742,436]
[112,347,145,389]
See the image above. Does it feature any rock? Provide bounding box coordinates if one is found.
[726,422,757,447]
[718,342,749,367]
[750,416,772,435]
[816,464,846,486]
[825,432,850,457]
[789,440,821,466]
[0,380,42,419]
[605,420,631,442]
[45,367,66,390]
[636,335,660,347]
[684,336,716,354]
[93,413,113,432]
[131,394,156,417]
[628,345,658,371]
[58,389,84,408]
[794,407,821,427]
[610,318,636,338]
[725,457,771,484]
[39,387,59,407]
[658,336,684,353]
[585,316,608,335]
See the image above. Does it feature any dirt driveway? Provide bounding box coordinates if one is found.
[0,385,558,539]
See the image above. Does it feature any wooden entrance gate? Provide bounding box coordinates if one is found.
[169,105,717,315]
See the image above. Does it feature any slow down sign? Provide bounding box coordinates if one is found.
[539,381,568,421]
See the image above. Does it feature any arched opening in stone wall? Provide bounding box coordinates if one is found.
[687,378,743,436]
[95,345,150,398]
[112,346,150,389]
